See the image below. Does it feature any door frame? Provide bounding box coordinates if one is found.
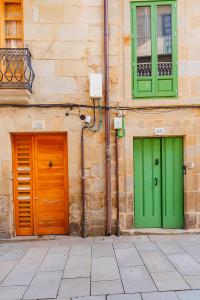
[11,132,69,236]
[133,135,185,229]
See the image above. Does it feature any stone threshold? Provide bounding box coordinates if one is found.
[121,228,200,235]
[0,234,71,244]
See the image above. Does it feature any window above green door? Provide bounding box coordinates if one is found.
[131,1,178,98]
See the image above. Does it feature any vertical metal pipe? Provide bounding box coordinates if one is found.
[81,126,87,238]
[115,131,120,236]
[104,0,112,235]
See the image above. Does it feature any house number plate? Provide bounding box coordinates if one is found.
[154,128,165,135]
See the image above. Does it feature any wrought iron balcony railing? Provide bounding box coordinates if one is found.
[137,62,172,77]
[0,48,35,93]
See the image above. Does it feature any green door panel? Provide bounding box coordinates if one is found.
[162,137,184,228]
[134,138,162,228]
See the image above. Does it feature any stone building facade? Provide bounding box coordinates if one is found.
[0,0,200,237]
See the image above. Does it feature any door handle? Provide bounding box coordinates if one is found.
[35,197,39,200]
[154,178,158,186]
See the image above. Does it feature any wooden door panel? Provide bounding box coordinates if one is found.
[13,135,34,235]
[35,134,67,235]
[13,133,68,236]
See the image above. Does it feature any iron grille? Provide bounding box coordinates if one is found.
[0,48,35,93]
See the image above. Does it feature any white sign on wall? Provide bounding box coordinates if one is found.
[32,120,45,130]
[154,127,165,136]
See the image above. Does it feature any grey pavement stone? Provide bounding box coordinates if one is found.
[113,242,133,249]
[107,294,142,300]
[140,251,175,273]
[120,266,157,293]
[114,248,143,267]
[133,240,158,252]
[20,247,48,264]
[0,285,27,300]
[0,248,27,260]
[92,243,114,257]
[176,290,200,300]
[70,245,91,256]
[48,245,69,253]
[151,271,190,291]
[91,279,123,296]
[92,257,120,281]
[73,296,105,300]
[23,271,62,299]
[154,240,185,255]
[63,255,91,278]
[173,236,199,247]
[94,236,114,243]
[167,254,200,275]
[142,291,179,300]
[58,278,90,298]
[184,276,200,289]
[39,252,68,271]
[1,263,39,286]
[183,246,200,263]
[0,260,17,282]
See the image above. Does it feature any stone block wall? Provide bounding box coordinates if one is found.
[1,0,200,237]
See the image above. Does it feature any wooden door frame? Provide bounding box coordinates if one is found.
[11,132,69,236]
[133,135,185,229]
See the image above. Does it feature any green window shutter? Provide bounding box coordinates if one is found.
[131,1,178,98]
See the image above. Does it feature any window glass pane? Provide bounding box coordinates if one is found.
[157,5,172,76]
[136,7,151,77]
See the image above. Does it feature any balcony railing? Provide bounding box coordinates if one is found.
[0,48,35,93]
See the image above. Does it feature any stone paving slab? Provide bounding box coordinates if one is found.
[63,254,91,278]
[1,263,39,286]
[176,290,200,300]
[20,248,48,264]
[91,279,123,296]
[120,266,157,293]
[133,240,158,252]
[92,243,114,257]
[167,254,200,275]
[0,285,27,300]
[142,291,179,300]
[107,294,142,300]
[0,260,17,282]
[183,246,200,262]
[0,236,200,299]
[140,251,175,273]
[23,271,62,299]
[154,240,185,255]
[92,257,120,281]
[58,278,90,298]
[115,247,143,267]
[184,276,200,289]
[151,271,190,291]
[39,252,68,272]
[73,297,105,300]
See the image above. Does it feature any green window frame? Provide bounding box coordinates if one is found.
[131,0,178,98]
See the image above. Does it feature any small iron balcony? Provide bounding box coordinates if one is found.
[0,48,35,93]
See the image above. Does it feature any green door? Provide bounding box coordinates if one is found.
[134,137,184,228]
[162,137,184,228]
[134,138,162,228]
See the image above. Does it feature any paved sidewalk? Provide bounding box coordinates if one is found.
[1,235,200,299]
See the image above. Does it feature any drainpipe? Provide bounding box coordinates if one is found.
[115,131,120,236]
[104,0,112,235]
[81,126,87,238]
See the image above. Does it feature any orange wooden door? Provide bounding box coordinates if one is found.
[13,135,34,235]
[13,134,68,236]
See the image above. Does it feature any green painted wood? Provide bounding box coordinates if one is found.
[134,138,162,228]
[162,137,184,228]
[131,1,177,98]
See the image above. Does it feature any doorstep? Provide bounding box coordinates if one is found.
[0,235,70,244]
[121,228,200,235]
